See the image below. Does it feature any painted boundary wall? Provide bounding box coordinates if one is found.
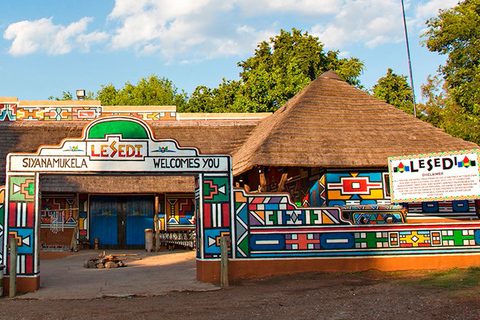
[197,189,480,282]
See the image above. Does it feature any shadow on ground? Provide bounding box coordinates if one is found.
[17,249,218,300]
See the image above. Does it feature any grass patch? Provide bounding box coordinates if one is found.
[405,267,480,290]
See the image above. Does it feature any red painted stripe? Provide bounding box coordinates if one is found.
[222,203,230,228]
[203,204,212,228]
[8,202,16,227]
[27,202,34,227]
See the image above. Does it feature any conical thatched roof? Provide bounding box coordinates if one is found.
[232,71,479,175]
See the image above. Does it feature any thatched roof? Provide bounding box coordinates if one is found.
[232,71,479,175]
[0,120,258,191]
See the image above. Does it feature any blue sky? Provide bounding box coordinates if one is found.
[0,0,457,102]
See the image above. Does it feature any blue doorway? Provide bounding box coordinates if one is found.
[89,195,154,248]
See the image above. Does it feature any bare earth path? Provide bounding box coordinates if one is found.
[1,251,480,319]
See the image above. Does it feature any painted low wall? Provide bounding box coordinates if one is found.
[197,189,480,283]
[197,253,480,283]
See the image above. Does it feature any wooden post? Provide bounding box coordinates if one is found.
[154,196,160,252]
[220,236,229,288]
[9,237,17,298]
[277,172,288,192]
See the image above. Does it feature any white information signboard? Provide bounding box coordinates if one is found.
[388,150,480,203]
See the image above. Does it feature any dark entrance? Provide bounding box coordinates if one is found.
[89,195,154,248]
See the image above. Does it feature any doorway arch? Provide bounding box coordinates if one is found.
[2,116,233,292]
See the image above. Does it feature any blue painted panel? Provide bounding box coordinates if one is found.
[327,200,346,207]
[422,202,439,213]
[320,233,354,249]
[204,228,229,255]
[452,200,469,212]
[126,196,154,245]
[325,173,343,183]
[357,172,382,181]
[90,196,118,245]
[250,234,285,250]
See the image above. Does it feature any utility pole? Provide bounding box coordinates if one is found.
[401,0,417,117]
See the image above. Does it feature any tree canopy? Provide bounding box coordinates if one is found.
[421,0,480,144]
[96,75,188,109]
[372,68,414,115]
[187,28,364,113]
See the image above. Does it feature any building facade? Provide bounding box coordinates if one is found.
[1,71,480,292]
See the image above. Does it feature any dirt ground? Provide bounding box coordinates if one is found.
[2,254,480,319]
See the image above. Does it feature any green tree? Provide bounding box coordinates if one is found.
[417,74,480,144]
[186,79,244,113]
[189,28,364,113]
[97,75,188,110]
[417,74,447,127]
[422,0,480,144]
[237,28,364,111]
[372,68,414,114]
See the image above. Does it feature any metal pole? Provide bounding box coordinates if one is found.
[401,0,417,117]
[9,238,17,298]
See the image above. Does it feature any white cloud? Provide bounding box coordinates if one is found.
[311,0,403,50]
[108,0,262,60]
[107,0,342,61]
[4,0,457,61]
[415,0,458,21]
[309,0,458,51]
[413,0,458,35]
[4,17,108,56]
[236,0,342,16]
[76,31,109,52]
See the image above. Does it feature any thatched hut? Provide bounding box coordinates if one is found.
[232,71,478,222]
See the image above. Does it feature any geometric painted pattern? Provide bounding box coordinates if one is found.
[352,213,404,225]
[40,196,77,226]
[1,105,180,123]
[406,200,479,222]
[234,190,346,258]
[325,172,390,207]
[0,103,16,121]
[233,190,480,259]
[243,225,480,258]
[203,176,229,202]
[247,196,344,226]
[9,176,35,202]
[14,106,102,122]
[8,229,34,254]
[201,174,232,258]
[204,228,230,257]
[165,196,195,230]
[6,175,37,276]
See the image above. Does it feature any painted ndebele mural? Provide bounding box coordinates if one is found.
[1,116,480,292]
[0,100,176,122]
